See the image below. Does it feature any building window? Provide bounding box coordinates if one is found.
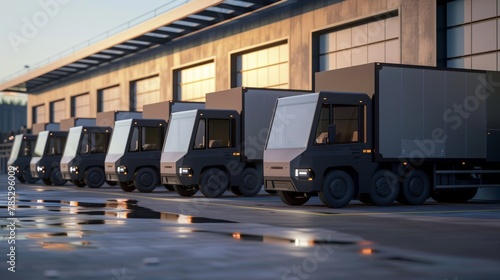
[130,76,160,111]
[32,104,45,124]
[232,42,289,89]
[174,61,215,102]
[97,85,121,113]
[445,0,500,70]
[50,99,65,123]
[71,93,90,117]
[315,11,399,72]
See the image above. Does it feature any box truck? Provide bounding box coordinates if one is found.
[30,118,95,186]
[60,111,141,188]
[161,87,309,198]
[104,101,204,193]
[264,63,500,207]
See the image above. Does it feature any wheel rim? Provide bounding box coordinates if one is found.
[375,177,391,197]
[89,171,102,184]
[408,177,424,197]
[139,173,153,187]
[242,174,257,190]
[330,178,347,199]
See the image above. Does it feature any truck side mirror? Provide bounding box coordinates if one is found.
[328,124,336,144]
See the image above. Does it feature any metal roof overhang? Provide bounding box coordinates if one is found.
[0,0,285,93]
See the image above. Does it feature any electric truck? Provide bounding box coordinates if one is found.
[264,63,500,208]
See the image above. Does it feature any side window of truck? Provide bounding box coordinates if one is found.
[90,132,107,154]
[79,133,89,154]
[141,127,161,151]
[314,104,362,144]
[193,119,206,150]
[208,119,232,149]
[129,127,139,152]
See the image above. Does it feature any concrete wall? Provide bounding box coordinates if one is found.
[27,0,437,128]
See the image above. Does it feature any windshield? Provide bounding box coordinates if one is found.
[62,127,83,158]
[7,135,23,164]
[266,94,318,149]
[33,131,49,157]
[163,110,197,153]
[107,119,132,155]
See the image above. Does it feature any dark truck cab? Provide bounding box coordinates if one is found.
[30,130,68,185]
[161,87,309,198]
[264,63,500,208]
[8,134,38,183]
[60,126,112,188]
[104,118,167,192]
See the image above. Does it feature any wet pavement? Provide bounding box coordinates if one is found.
[1,175,500,279]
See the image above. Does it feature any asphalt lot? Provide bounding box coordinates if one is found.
[1,174,500,280]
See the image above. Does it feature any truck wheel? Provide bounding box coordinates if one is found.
[42,178,52,185]
[319,170,354,208]
[73,180,86,188]
[84,167,106,189]
[239,168,263,197]
[278,191,310,206]
[17,176,26,183]
[50,167,67,186]
[200,168,229,198]
[163,184,174,191]
[134,167,159,193]
[174,185,198,197]
[23,167,39,184]
[370,169,400,206]
[402,169,430,205]
[119,182,135,192]
[106,181,117,186]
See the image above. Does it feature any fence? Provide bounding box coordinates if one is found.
[0,143,13,174]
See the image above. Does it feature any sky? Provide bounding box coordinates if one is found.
[0,0,185,83]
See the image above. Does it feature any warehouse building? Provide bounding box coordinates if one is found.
[0,0,499,126]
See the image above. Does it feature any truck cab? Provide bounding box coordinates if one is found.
[105,118,167,193]
[161,109,241,197]
[30,131,68,185]
[264,92,376,207]
[60,126,112,188]
[8,134,38,183]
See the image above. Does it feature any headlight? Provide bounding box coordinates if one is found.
[117,166,128,174]
[69,166,79,174]
[14,166,20,173]
[178,167,192,177]
[294,168,314,180]
[36,166,45,173]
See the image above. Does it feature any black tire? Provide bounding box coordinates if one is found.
[239,168,263,197]
[358,193,373,204]
[73,180,86,188]
[50,167,67,186]
[402,169,431,205]
[134,167,159,193]
[163,184,174,191]
[119,182,135,192]
[319,170,354,208]
[42,178,52,185]
[173,185,198,197]
[278,191,310,206]
[22,167,38,184]
[370,169,400,206]
[17,176,26,183]
[84,167,106,189]
[200,168,229,198]
[107,181,117,186]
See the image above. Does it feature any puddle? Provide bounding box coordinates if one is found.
[40,241,94,250]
